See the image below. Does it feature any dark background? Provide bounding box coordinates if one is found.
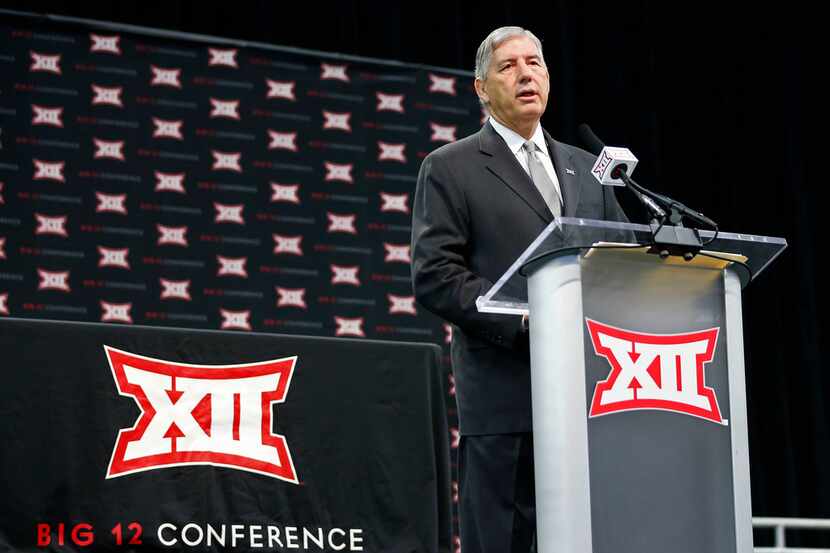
[2,0,825,538]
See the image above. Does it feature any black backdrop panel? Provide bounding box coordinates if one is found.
[0,317,451,552]
[0,15,480,343]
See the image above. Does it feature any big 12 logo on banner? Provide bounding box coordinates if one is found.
[585,319,725,424]
[104,346,299,482]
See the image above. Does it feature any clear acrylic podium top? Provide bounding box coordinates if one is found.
[476,217,788,316]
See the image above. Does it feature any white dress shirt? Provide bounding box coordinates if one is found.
[488,117,564,210]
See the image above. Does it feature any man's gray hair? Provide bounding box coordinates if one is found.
[474,26,545,82]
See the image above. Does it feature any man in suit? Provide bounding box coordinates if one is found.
[411,26,629,553]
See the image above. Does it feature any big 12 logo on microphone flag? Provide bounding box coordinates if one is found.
[104,346,299,482]
[585,319,725,424]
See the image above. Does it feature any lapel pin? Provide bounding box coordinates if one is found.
[565,168,576,175]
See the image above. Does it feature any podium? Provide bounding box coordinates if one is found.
[477,218,787,553]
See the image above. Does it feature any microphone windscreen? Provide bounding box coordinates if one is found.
[577,124,605,155]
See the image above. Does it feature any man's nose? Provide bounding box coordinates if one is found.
[517,61,532,81]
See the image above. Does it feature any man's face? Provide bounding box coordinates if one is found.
[475,35,549,135]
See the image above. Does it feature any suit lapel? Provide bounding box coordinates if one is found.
[479,122,553,224]
[544,130,582,218]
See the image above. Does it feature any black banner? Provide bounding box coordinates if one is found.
[0,317,450,552]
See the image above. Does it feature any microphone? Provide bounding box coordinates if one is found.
[590,146,639,187]
[577,124,724,260]
[578,124,638,185]
[578,124,664,218]
[577,124,717,228]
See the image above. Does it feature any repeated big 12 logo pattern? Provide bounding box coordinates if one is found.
[0,20,483,345]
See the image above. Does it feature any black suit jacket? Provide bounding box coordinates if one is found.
[411,121,628,435]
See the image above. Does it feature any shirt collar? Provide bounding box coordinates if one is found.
[488,117,549,158]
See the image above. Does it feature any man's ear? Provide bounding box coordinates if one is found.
[474,78,488,105]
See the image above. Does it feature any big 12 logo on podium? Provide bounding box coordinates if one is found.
[585,319,725,424]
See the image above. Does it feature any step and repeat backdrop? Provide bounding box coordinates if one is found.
[0,11,484,552]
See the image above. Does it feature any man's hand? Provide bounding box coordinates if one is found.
[521,313,529,332]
